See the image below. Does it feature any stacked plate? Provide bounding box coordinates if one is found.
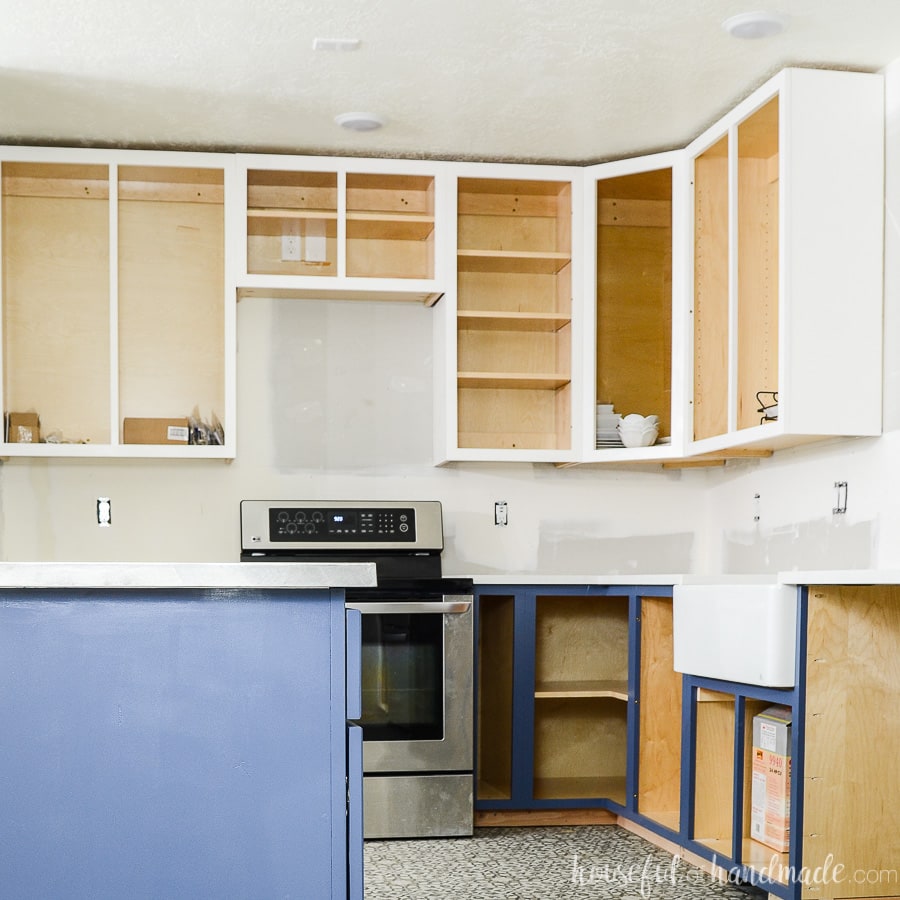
[596,404,623,448]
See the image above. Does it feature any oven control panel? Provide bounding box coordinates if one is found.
[269,506,416,541]
[240,500,444,551]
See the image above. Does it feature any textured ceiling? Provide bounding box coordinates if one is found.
[2,0,900,164]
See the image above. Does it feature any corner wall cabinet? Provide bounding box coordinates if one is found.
[235,156,448,305]
[581,151,687,462]
[0,148,235,458]
[437,165,582,463]
[688,68,884,455]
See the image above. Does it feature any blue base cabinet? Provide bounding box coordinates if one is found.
[474,584,674,815]
[0,587,360,900]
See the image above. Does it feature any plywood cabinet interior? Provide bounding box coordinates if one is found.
[240,159,442,303]
[477,594,515,802]
[689,68,883,452]
[532,594,628,803]
[637,596,681,831]
[803,585,900,900]
[587,155,679,459]
[456,176,573,455]
[2,162,112,445]
[1,152,232,457]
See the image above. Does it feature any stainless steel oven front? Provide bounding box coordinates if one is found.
[346,596,473,839]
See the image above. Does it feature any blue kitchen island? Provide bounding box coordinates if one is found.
[0,562,373,900]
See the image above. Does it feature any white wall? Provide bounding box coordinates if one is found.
[0,297,704,574]
[3,58,899,577]
[696,56,900,574]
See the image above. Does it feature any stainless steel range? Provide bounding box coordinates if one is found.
[240,500,474,840]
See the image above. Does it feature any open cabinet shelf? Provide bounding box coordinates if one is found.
[689,68,883,453]
[590,160,675,459]
[455,174,574,456]
[1,153,232,458]
[243,164,438,287]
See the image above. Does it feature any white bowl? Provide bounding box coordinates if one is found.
[618,426,658,448]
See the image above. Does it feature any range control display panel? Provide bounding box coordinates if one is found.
[268,506,416,542]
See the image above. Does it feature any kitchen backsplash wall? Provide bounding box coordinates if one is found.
[2,58,899,576]
[0,296,704,574]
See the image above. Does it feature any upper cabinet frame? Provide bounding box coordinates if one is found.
[234,154,452,305]
[581,150,689,463]
[0,146,237,458]
[685,68,884,455]
[435,162,584,464]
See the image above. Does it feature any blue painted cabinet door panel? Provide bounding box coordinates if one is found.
[0,589,346,900]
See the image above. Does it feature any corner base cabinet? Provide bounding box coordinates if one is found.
[477,581,900,900]
[474,584,677,814]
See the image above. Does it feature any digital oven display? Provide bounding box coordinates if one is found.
[268,506,416,542]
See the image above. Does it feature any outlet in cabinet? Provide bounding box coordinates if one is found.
[449,168,580,462]
[688,68,884,454]
[237,157,444,304]
[0,150,234,458]
[583,152,686,461]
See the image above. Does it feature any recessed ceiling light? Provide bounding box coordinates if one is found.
[722,10,790,39]
[335,112,386,132]
[313,37,361,51]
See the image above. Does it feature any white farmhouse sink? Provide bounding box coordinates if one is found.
[672,584,798,687]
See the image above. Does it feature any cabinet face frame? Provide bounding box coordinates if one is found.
[685,67,884,456]
[235,154,451,306]
[437,162,583,464]
[0,146,236,458]
[581,151,688,462]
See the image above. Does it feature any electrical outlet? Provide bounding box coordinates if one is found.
[494,501,508,526]
[281,234,301,261]
[97,497,111,527]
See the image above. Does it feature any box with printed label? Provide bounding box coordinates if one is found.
[750,705,791,852]
[7,412,40,443]
[123,417,190,445]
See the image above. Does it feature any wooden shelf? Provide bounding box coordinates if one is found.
[533,775,626,803]
[476,780,510,802]
[248,207,335,220]
[457,372,571,390]
[741,839,789,885]
[457,310,571,332]
[534,679,628,700]
[457,249,571,274]
[345,211,434,241]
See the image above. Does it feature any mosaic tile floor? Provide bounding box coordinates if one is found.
[364,826,758,900]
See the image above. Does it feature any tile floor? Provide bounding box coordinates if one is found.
[364,826,759,899]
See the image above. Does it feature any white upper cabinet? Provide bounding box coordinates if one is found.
[0,147,236,458]
[686,68,884,455]
[581,151,689,462]
[435,163,583,463]
[235,155,451,305]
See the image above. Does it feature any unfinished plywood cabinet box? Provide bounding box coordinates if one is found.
[0,151,235,458]
[439,165,580,463]
[688,68,884,455]
[236,156,446,305]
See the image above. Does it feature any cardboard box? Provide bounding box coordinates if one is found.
[750,705,792,852]
[7,412,40,444]
[123,417,190,445]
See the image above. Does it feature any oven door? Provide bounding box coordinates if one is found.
[345,597,473,774]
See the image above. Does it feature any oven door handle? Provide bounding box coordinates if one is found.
[345,600,471,615]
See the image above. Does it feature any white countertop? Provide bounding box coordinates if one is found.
[0,562,377,590]
[465,571,900,586]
